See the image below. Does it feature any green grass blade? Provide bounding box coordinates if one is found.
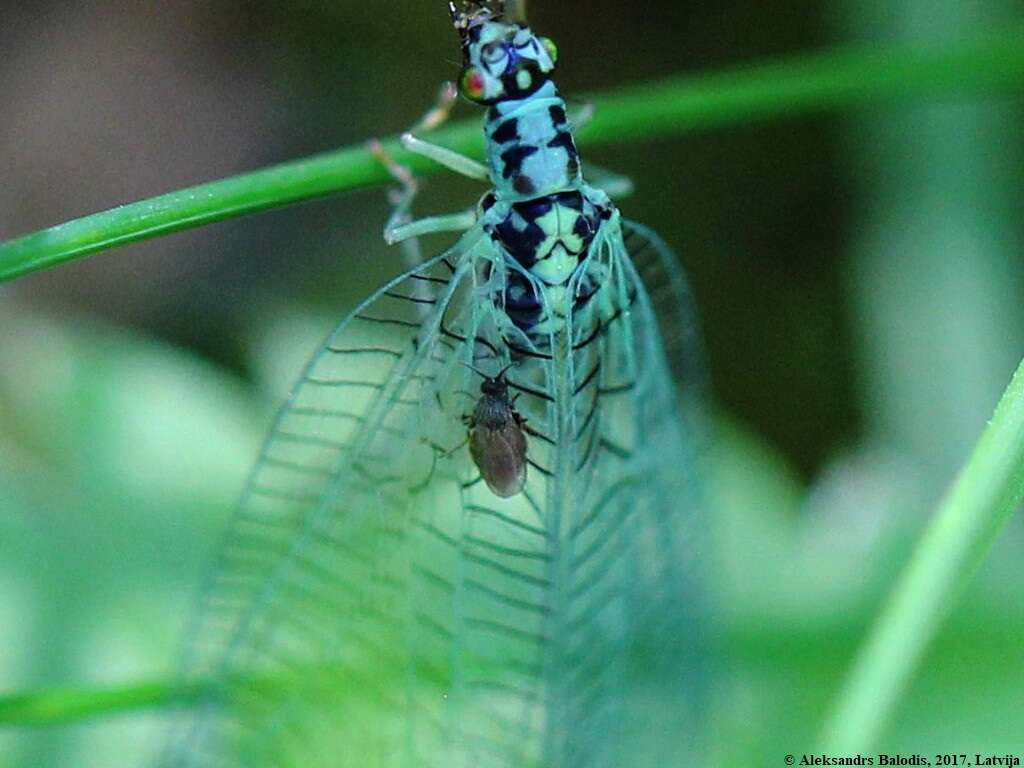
[1,26,1023,283]
[822,356,1024,751]
[0,680,206,728]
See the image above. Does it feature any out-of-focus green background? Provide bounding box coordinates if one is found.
[2,1,1023,766]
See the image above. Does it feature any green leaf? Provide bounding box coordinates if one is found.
[822,356,1024,751]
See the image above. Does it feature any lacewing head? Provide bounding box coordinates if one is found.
[450,1,557,105]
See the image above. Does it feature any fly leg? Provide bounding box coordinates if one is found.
[506,393,555,446]
[432,435,470,458]
[410,434,469,494]
[410,386,476,494]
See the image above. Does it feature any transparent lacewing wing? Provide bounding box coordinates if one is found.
[160,6,706,768]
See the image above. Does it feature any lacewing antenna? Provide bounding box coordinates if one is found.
[507,0,527,24]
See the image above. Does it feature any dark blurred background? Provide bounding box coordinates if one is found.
[2,1,1023,766]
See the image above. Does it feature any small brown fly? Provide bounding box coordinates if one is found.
[463,365,528,498]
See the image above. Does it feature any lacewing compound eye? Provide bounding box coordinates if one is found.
[460,66,487,100]
[463,368,528,498]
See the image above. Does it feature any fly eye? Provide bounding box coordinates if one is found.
[481,42,507,64]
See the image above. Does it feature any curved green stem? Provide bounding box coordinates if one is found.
[0,679,206,727]
[822,357,1024,751]
[2,26,1024,282]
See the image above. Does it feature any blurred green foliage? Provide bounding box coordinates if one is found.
[2,1,1024,766]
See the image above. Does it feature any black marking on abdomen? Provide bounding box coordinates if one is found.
[502,271,544,331]
[573,210,596,240]
[548,130,580,176]
[495,201,551,270]
[547,131,576,154]
[492,118,519,144]
[501,145,539,180]
[494,191,599,274]
[514,176,537,196]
